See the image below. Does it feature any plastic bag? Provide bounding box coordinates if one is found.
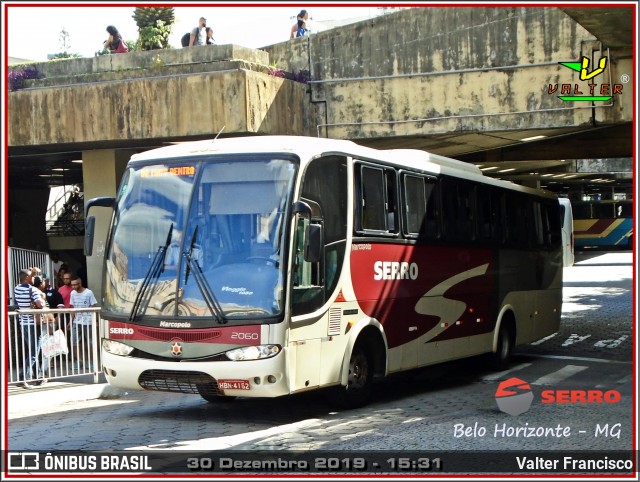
[40,329,69,358]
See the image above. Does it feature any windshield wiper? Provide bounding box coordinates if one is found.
[129,223,173,322]
[183,226,227,324]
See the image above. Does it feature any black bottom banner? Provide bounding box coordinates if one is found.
[3,450,638,475]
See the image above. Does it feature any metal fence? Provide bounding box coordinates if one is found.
[7,247,53,307]
[8,307,101,386]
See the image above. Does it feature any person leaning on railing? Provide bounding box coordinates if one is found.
[14,269,44,388]
[68,276,99,371]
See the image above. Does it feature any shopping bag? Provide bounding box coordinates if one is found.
[40,329,69,358]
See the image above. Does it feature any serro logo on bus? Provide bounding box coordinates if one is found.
[495,377,622,415]
[495,377,534,416]
[110,327,134,335]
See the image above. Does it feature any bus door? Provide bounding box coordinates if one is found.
[288,213,325,392]
[287,156,349,393]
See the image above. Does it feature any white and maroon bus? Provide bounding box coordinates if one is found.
[85,136,563,407]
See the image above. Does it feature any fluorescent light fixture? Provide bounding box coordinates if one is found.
[497,168,516,173]
[72,160,83,163]
[564,175,577,179]
[521,135,547,142]
[541,173,554,177]
[480,166,498,171]
[552,174,567,178]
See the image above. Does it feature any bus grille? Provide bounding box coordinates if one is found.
[138,369,221,396]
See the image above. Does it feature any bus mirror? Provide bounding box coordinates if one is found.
[85,196,115,217]
[292,200,312,219]
[304,223,323,263]
[85,216,96,256]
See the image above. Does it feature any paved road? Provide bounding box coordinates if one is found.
[6,251,635,473]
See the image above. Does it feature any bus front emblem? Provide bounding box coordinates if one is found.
[171,342,183,356]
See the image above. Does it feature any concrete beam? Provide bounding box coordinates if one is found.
[9,69,311,148]
[575,157,632,173]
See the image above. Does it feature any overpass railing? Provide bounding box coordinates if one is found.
[8,307,101,386]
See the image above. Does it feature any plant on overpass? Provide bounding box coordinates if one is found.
[8,65,42,91]
[132,7,175,50]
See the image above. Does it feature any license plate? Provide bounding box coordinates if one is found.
[218,379,251,390]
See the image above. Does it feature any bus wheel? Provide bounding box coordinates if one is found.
[334,344,373,409]
[197,384,236,403]
[490,322,513,370]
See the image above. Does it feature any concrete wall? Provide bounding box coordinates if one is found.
[264,7,632,139]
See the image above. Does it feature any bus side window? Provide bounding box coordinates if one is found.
[545,201,562,248]
[361,166,386,231]
[441,178,474,242]
[385,169,398,233]
[403,174,426,236]
[504,192,528,246]
[359,164,397,234]
[478,194,491,240]
[403,174,439,239]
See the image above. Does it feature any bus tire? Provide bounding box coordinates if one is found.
[490,322,513,370]
[197,384,236,403]
[334,343,373,409]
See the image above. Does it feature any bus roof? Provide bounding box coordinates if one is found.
[130,135,556,199]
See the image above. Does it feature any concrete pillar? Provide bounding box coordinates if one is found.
[82,149,133,300]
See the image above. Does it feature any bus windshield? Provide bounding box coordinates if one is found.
[102,157,296,322]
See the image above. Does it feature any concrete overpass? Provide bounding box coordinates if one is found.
[7,6,634,283]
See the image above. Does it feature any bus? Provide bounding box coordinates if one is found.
[85,136,563,408]
[558,198,575,267]
[572,199,633,250]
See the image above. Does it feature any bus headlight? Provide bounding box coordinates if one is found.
[225,344,281,361]
[102,339,135,356]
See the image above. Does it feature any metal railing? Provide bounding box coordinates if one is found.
[45,218,85,237]
[7,248,52,307]
[8,307,101,386]
[46,192,85,237]
[46,185,81,225]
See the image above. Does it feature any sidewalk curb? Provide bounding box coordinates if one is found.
[9,383,125,416]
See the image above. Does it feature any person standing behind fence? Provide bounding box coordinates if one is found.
[43,275,65,309]
[14,269,44,388]
[68,276,98,371]
[58,270,74,308]
[33,276,56,384]
[50,252,64,280]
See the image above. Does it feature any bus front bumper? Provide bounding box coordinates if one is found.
[101,349,289,398]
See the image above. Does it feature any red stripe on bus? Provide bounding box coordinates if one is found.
[106,321,261,345]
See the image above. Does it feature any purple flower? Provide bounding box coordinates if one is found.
[8,65,41,91]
